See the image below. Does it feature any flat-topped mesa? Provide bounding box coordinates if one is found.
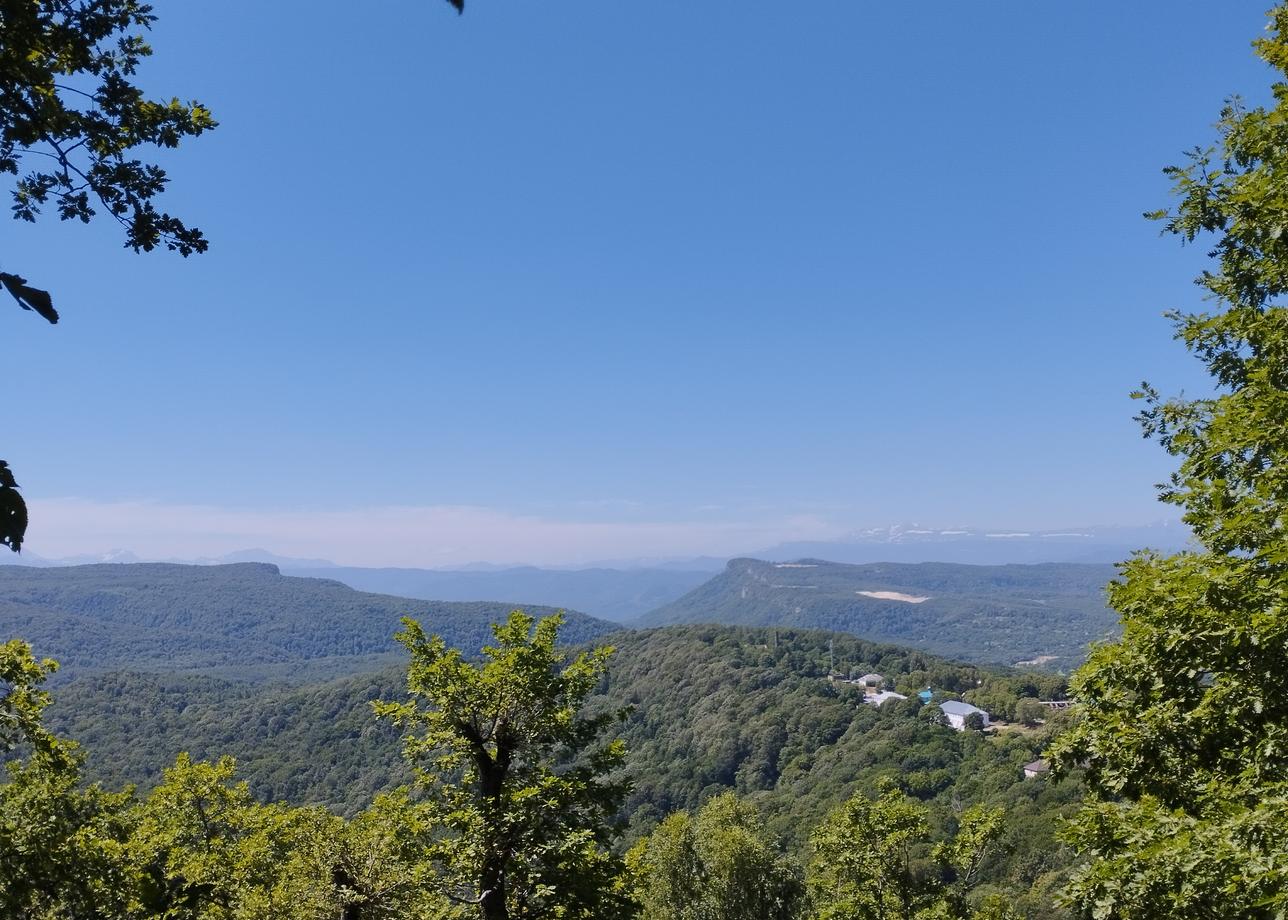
[637,557,1116,670]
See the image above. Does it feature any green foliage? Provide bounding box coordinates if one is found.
[129,753,331,918]
[1049,5,1288,916]
[0,749,138,918]
[807,788,934,919]
[44,623,1081,914]
[376,611,632,920]
[0,638,60,757]
[50,667,411,814]
[806,789,1008,920]
[0,641,138,917]
[932,805,1008,902]
[0,0,215,259]
[627,792,804,920]
[641,559,1117,669]
[1013,699,1045,728]
[24,610,638,919]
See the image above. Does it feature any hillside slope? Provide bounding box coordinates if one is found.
[637,558,1118,669]
[47,623,1080,915]
[48,624,1066,823]
[281,564,711,622]
[0,562,615,680]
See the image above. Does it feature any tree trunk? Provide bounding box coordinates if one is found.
[479,869,508,920]
[477,746,509,920]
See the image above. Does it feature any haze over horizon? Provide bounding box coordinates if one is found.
[8,1,1259,565]
[15,500,1187,569]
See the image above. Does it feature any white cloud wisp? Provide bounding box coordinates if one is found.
[23,498,845,568]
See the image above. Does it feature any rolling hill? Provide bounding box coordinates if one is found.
[0,562,615,680]
[636,558,1119,669]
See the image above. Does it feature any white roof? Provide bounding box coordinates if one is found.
[939,700,986,717]
[865,690,907,706]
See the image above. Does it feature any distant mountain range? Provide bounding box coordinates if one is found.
[0,521,1186,621]
[751,522,1190,566]
[0,550,712,622]
[638,558,1120,669]
[0,554,1122,681]
[274,565,712,622]
[0,563,616,681]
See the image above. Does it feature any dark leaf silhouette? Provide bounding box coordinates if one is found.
[0,460,27,552]
[0,273,58,324]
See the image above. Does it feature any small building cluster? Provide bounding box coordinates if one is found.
[828,671,911,708]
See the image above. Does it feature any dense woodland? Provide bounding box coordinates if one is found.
[46,625,1075,841]
[641,560,1117,670]
[0,563,614,681]
[11,617,1082,919]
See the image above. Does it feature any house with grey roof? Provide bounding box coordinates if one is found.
[939,700,990,732]
[864,690,907,707]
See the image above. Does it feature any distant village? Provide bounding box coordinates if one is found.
[827,671,1065,779]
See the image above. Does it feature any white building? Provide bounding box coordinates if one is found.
[939,700,990,731]
[856,672,884,687]
[864,690,907,707]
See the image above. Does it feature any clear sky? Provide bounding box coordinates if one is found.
[3,1,1275,566]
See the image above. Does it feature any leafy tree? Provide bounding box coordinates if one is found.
[964,683,1019,723]
[129,753,351,919]
[0,638,61,756]
[375,610,632,920]
[626,792,804,920]
[806,788,1009,920]
[0,749,138,918]
[1050,4,1288,916]
[333,789,456,920]
[1,0,218,294]
[0,640,138,918]
[930,805,1008,917]
[1012,699,1045,728]
[807,787,934,920]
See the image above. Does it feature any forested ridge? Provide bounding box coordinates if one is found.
[0,557,1119,683]
[639,559,1118,669]
[0,562,615,680]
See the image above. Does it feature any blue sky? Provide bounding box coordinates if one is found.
[3,1,1274,565]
